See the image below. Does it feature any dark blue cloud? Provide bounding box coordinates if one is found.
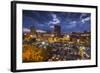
[23,10,91,33]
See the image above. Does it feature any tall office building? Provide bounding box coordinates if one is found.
[54,24,61,37]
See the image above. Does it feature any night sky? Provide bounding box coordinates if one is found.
[23,10,91,33]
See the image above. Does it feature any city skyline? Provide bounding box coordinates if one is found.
[22,10,91,62]
[23,10,91,33]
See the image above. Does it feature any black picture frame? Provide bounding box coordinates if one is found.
[11,1,98,72]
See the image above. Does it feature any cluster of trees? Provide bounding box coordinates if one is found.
[22,44,50,62]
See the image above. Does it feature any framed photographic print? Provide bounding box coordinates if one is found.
[11,1,98,72]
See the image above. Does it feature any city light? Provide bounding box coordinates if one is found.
[22,10,91,62]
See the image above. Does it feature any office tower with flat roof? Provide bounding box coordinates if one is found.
[54,24,61,37]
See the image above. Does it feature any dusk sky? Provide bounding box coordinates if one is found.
[23,10,91,33]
